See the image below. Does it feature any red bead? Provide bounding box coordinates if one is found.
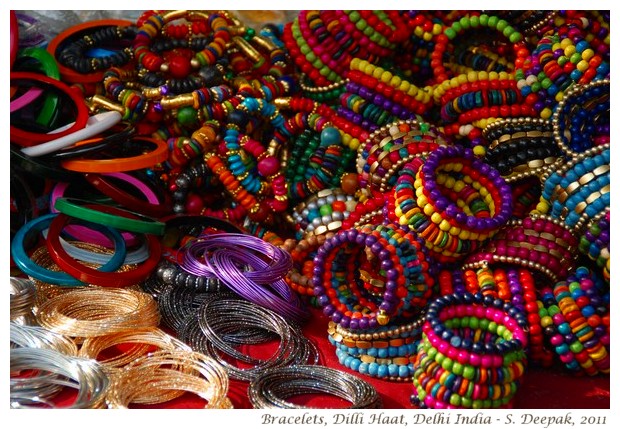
[168,54,192,79]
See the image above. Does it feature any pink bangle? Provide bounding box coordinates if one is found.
[10,88,45,112]
[49,181,141,247]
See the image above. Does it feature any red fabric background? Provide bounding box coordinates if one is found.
[132,307,610,410]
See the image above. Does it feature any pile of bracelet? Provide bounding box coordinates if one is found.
[9,9,611,410]
[411,292,529,409]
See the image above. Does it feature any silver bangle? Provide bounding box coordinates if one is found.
[10,322,78,356]
[249,364,382,409]
[10,347,109,409]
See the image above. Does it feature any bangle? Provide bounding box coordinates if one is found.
[180,233,309,323]
[10,278,37,324]
[249,365,382,409]
[14,47,61,128]
[45,121,135,160]
[84,172,171,218]
[11,213,127,286]
[21,111,122,157]
[181,296,318,382]
[11,143,81,182]
[36,287,160,338]
[59,136,168,173]
[290,188,356,241]
[10,10,18,69]
[54,197,166,235]
[105,349,231,409]
[10,347,108,409]
[46,214,161,287]
[78,327,191,374]
[10,322,78,356]
[10,72,89,148]
[46,19,136,84]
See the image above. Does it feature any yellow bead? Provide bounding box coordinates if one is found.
[399,80,411,92]
[551,43,562,51]
[535,201,550,213]
[560,38,573,49]
[563,45,576,57]
[577,60,589,72]
[581,48,595,61]
[555,91,564,102]
[453,181,465,192]
[348,138,360,151]
[414,27,424,37]
[399,215,410,225]
[488,71,499,80]
[473,145,486,157]
[589,347,608,361]
[418,195,428,207]
[422,204,435,217]
[433,23,443,35]
[423,32,433,42]
[449,226,460,236]
[381,71,392,83]
[467,71,479,82]
[498,71,509,80]
[540,107,552,119]
[439,219,452,232]
[364,63,374,75]
[390,75,401,87]
[372,68,383,79]
[350,58,361,70]
[458,230,470,240]
[430,212,443,224]
[457,74,468,85]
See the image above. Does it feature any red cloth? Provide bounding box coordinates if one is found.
[132,307,610,409]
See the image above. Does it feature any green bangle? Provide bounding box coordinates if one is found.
[15,47,61,128]
[54,197,166,235]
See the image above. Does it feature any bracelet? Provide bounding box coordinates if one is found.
[36,287,160,338]
[46,18,136,84]
[249,365,382,409]
[59,136,168,173]
[181,296,318,382]
[10,347,108,409]
[54,197,166,235]
[10,277,37,324]
[46,121,135,160]
[78,327,192,374]
[105,349,231,409]
[46,213,162,287]
[291,188,356,241]
[11,143,82,182]
[10,72,89,148]
[11,213,127,286]
[10,10,18,68]
[84,172,171,218]
[21,111,122,157]
[10,322,78,356]
[180,233,309,322]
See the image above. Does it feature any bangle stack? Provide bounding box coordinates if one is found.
[290,188,357,240]
[392,145,513,263]
[411,292,529,409]
[314,222,433,330]
[249,364,382,409]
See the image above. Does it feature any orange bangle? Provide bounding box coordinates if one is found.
[47,19,134,84]
[60,136,168,173]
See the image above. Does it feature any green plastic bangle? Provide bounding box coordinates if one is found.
[54,197,166,235]
[15,47,61,128]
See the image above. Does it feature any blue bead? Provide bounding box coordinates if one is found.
[388,363,399,377]
[350,358,361,371]
[320,127,341,147]
[368,362,379,376]
[358,362,369,374]
[367,347,378,357]
[398,365,409,378]
[377,364,388,378]
[378,348,388,358]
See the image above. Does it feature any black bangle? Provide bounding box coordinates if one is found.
[11,143,81,182]
[43,121,135,160]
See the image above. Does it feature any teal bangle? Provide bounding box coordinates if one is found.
[54,197,166,235]
[10,213,126,286]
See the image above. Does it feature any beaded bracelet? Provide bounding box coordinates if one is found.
[283,232,333,298]
[430,14,528,85]
[578,209,610,276]
[552,79,610,158]
[536,145,610,229]
[291,188,357,240]
[356,118,447,191]
[481,117,561,182]
[464,213,579,283]
[538,288,597,375]
[392,146,512,262]
[412,292,529,409]
[314,222,432,329]
[516,32,610,119]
